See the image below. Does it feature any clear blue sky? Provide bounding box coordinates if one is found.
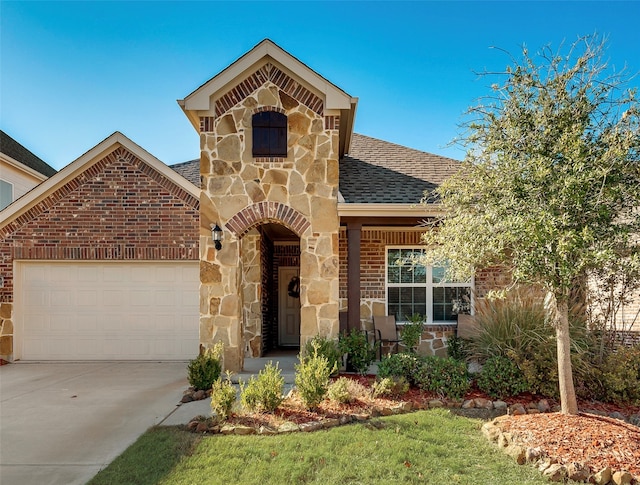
[2,1,639,170]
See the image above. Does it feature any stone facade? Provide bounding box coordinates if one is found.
[198,68,341,372]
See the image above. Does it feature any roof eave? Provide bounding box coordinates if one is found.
[338,203,444,218]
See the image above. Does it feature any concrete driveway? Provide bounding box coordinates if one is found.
[0,361,189,485]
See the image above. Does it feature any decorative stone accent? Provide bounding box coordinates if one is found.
[200,78,340,372]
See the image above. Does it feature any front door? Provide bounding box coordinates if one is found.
[278,267,300,347]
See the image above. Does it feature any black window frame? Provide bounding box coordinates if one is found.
[252,111,287,158]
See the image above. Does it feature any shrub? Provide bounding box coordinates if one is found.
[371,376,409,398]
[339,329,376,374]
[326,376,369,404]
[476,355,528,398]
[210,372,236,421]
[376,352,419,383]
[240,361,284,413]
[600,345,640,404]
[447,335,470,362]
[414,356,470,399]
[399,314,424,352]
[304,335,342,375]
[187,342,224,390]
[295,350,332,409]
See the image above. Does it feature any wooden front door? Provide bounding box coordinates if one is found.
[278,267,300,347]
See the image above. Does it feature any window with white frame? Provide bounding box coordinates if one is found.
[0,179,13,210]
[386,247,472,323]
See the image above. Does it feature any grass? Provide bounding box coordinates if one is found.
[89,409,549,485]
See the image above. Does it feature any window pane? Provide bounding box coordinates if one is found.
[432,266,445,283]
[432,286,471,321]
[0,180,12,210]
[413,264,426,283]
[388,249,400,265]
[387,266,400,284]
[400,267,413,283]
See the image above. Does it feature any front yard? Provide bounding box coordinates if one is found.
[88,409,551,485]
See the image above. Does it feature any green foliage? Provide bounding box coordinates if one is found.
[371,376,410,398]
[210,372,236,421]
[599,345,640,404]
[294,351,332,410]
[240,362,284,413]
[376,352,419,383]
[339,329,376,374]
[477,356,529,398]
[447,335,470,361]
[303,335,342,375]
[326,376,368,404]
[414,356,470,399]
[187,342,223,390]
[399,314,424,352]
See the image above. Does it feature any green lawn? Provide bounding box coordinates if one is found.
[89,409,549,485]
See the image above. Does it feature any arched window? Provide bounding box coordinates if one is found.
[252,111,287,157]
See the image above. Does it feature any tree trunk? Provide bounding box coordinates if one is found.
[556,298,579,415]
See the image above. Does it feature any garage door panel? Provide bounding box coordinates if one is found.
[16,261,199,360]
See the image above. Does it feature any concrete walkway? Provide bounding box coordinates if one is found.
[0,355,301,485]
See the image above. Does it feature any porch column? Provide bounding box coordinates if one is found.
[347,222,361,331]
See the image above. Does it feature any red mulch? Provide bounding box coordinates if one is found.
[224,374,640,480]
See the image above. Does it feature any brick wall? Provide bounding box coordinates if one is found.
[0,146,199,304]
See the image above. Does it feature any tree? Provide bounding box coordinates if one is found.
[422,35,640,414]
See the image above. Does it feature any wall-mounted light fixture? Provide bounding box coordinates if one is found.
[211,223,223,250]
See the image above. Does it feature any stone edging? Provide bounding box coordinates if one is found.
[482,416,638,484]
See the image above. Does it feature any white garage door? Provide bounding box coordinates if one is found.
[14,261,199,360]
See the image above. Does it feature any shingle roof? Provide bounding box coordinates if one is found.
[171,159,200,187]
[0,130,57,177]
[339,134,461,204]
[168,133,462,204]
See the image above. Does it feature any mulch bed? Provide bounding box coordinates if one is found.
[220,374,640,481]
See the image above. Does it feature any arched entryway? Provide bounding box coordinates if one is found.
[241,222,301,358]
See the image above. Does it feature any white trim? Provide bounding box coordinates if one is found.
[385,246,474,324]
[0,154,51,181]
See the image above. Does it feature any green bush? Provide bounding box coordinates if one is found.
[447,335,470,362]
[240,361,284,413]
[304,335,342,375]
[376,352,419,383]
[339,330,376,374]
[295,350,332,409]
[187,342,224,390]
[399,314,424,352]
[600,345,640,404]
[476,355,528,398]
[326,376,369,404]
[371,376,409,398]
[414,356,470,399]
[210,372,236,421]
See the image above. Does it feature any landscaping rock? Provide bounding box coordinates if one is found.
[509,403,526,416]
[258,426,277,435]
[220,424,236,435]
[497,432,512,448]
[543,463,567,482]
[481,422,501,442]
[506,444,526,465]
[537,399,551,413]
[428,399,444,408]
[277,422,300,434]
[629,414,640,427]
[493,400,508,411]
[193,390,206,401]
[300,422,323,433]
[233,425,256,435]
[608,411,626,421]
[525,447,543,464]
[593,466,612,485]
[612,470,633,485]
[566,462,590,482]
[196,422,209,433]
[187,420,199,431]
[462,399,475,409]
[338,415,352,425]
[474,398,493,409]
[181,394,194,403]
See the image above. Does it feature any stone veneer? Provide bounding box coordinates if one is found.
[199,77,340,372]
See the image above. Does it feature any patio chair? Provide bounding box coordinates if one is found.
[361,319,382,360]
[372,315,401,356]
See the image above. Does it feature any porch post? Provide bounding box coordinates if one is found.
[347,222,361,331]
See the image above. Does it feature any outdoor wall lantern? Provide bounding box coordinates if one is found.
[211,223,223,250]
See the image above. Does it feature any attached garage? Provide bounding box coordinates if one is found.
[14,261,199,361]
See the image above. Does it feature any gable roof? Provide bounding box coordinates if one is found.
[0,132,199,230]
[0,130,57,178]
[339,133,461,204]
[178,39,358,158]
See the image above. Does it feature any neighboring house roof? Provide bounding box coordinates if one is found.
[171,159,200,187]
[0,130,57,177]
[340,133,461,204]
